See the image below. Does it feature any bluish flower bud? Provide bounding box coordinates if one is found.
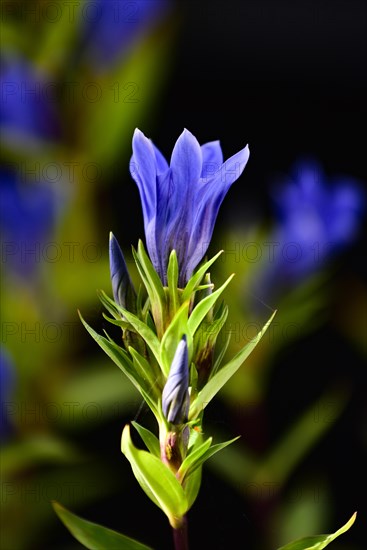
[162,336,189,424]
[109,232,136,310]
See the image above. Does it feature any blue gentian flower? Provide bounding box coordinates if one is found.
[162,336,189,425]
[0,55,60,147]
[130,128,249,286]
[0,168,57,278]
[0,347,16,443]
[81,0,171,71]
[109,232,136,309]
[271,161,365,278]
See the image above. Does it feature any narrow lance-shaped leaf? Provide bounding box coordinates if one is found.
[181,250,223,301]
[189,311,276,419]
[179,436,240,481]
[188,273,234,336]
[131,421,160,457]
[277,512,357,550]
[52,501,153,550]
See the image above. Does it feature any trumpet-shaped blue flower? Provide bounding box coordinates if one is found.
[130,128,249,286]
[162,336,189,425]
[109,232,136,309]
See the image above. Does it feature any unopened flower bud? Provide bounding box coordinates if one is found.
[109,232,136,310]
[162,336,189,425]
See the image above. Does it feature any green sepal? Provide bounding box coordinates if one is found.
[121,425,188,528]
[179,436,240,481]
[52,501,153,550]
[189,311,276,418]
[277,512,357,550]
[131,421,160,457]
[182,250,223,301]
[188,273,234,335]
[160,301,190,376]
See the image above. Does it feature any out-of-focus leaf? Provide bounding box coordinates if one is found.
[276,512,357,550]
[0,436,83,477]
[52,501,153,550]
[82,21,175,169]
[253,388,349,486]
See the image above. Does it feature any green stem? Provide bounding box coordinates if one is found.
[172,515,189,550]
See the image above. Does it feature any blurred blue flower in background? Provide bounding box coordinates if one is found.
[81,0,172,71]
[0,54,61,149]
[270,161,364,279]
[0,347,16,443]
[0,168,57,279]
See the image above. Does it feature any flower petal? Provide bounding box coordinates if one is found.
[129,129,157,225]
[170,129,202,196]
[152,142,169,175]
[201,140,223,177]
[184,145,250,280]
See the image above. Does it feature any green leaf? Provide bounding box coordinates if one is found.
[97,290,123,320]
[182,250,224,301]
[178,437,213,477]
[277,512,357,550]
[52,501,153,550]
[131,421,160,457]
[79,312,147,395]
[167,250,180,314]
[179,436,240,480]
[128,347,162,396]
[182,466,202,511]
[133,241,166,337]
[102,313,133,331]
[116,308,161,365]
[188,273,234,336]
[121,425,188,528]
[160,301,190,376]
[190,311,276,418]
